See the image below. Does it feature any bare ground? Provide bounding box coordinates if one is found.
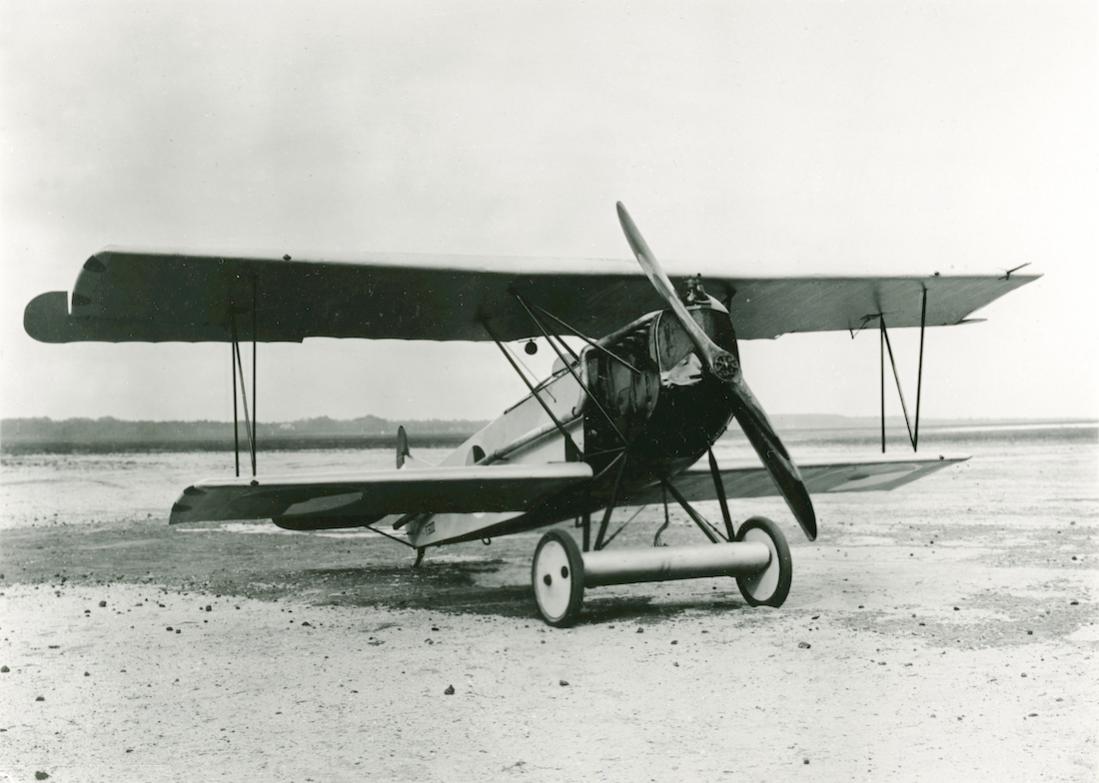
[1,441,1097,781]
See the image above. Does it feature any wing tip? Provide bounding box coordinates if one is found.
[24,291,74,343]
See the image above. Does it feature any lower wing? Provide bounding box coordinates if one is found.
[624,455,967,506]
[169,463,593,526]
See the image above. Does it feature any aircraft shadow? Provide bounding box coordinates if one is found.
[284,560,753,625]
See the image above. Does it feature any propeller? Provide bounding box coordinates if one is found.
[616,202,817,541]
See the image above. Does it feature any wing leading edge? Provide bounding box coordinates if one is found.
[25,248,1038,344]
[169,462,593,526]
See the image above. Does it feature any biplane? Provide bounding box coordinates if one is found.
[24,203,1037,625]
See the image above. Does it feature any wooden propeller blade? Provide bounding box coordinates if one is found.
[726,381,818,540]
[616,202,727,374]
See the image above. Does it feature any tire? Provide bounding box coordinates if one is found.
[531,529,585,627]
[735,516,792,608]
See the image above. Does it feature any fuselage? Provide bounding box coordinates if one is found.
[409,300,739,547]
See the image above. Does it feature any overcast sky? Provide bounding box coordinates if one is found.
[1,0,1095,424]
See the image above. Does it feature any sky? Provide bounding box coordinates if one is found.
[1,0,1096,424]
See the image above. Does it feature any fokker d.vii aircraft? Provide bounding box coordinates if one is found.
[25,204,1037,625]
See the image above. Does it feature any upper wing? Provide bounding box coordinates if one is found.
[25,247,1037,343]
[623,455,967,506]
[169,462,593,525]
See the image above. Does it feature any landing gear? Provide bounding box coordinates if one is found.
[531,529,585,627]
[530,516,794,625]
[734,516,792,607]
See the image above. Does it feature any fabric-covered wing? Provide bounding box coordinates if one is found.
[25,247,1038,343]
[169,462,593,525]
[624,455,967,506]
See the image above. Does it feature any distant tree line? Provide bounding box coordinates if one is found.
[0,416,487,453]
[2,414,1087,454]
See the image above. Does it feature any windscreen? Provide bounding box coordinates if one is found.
[653,307,737,370]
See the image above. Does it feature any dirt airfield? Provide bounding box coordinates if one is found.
[1,434,1096,781]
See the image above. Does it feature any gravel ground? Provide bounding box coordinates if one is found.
[1,434,1096,781]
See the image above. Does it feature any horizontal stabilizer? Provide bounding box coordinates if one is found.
[625,454,967,506]
[169,462,593,525]
[398,454,437,470]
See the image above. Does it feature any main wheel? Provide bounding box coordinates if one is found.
[531,529,585,627]
[735,516,792,607]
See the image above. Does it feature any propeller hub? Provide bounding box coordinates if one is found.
[711,350,741,383]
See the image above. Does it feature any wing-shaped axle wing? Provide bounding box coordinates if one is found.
[25,247,1037,343]
[169,462,593,526]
